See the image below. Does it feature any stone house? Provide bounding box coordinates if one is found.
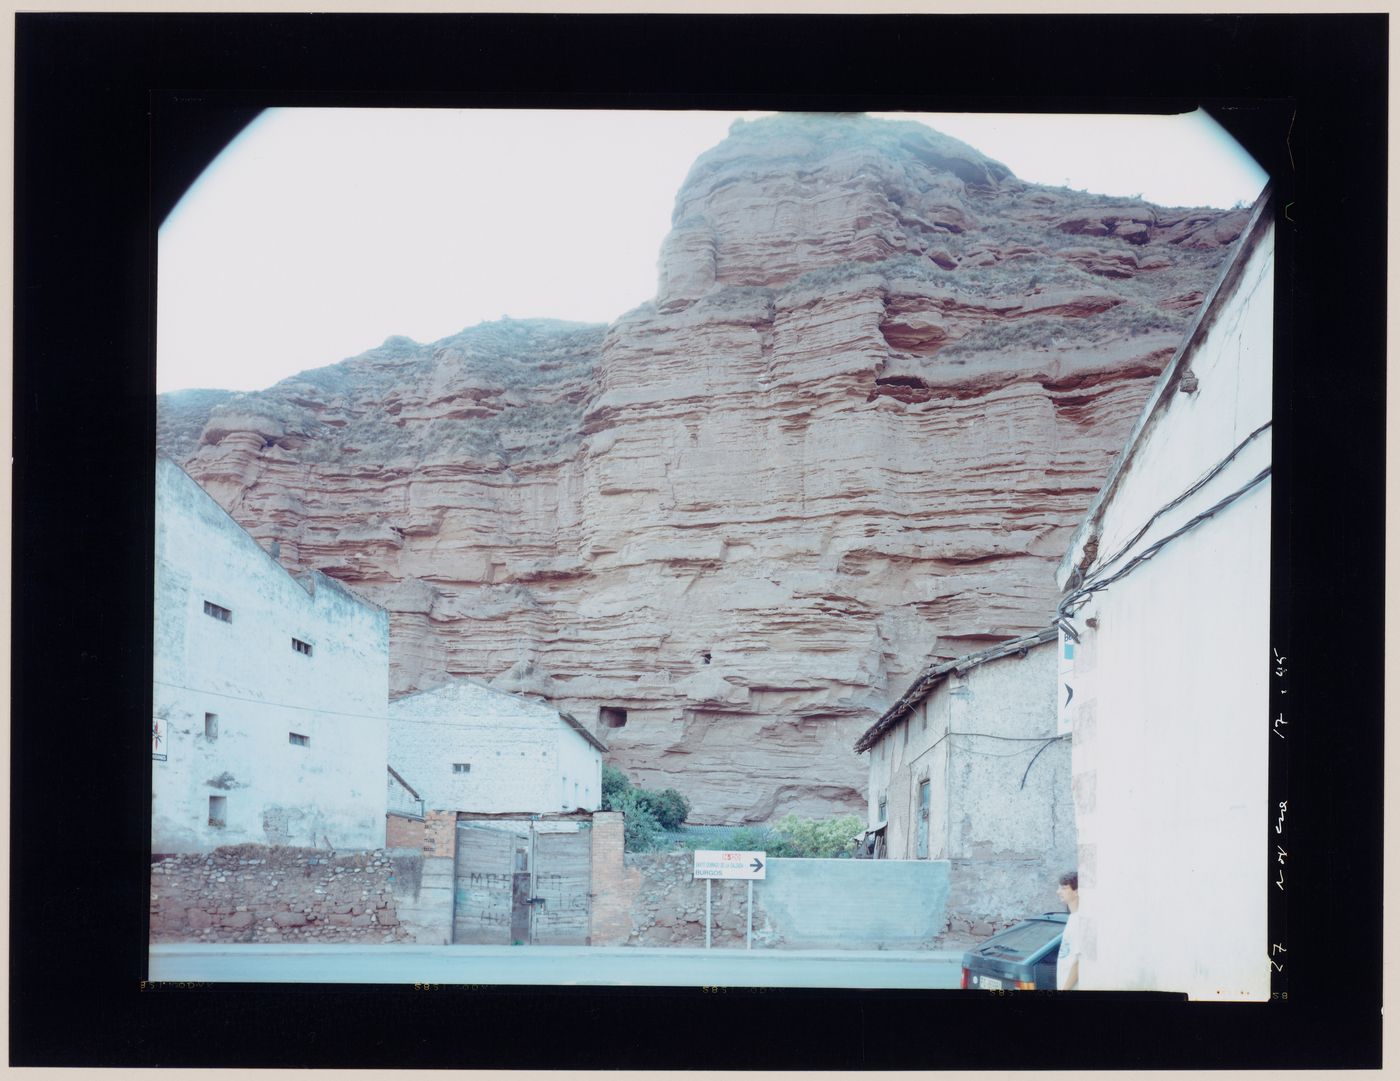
[854,627,1075,932]
[152,455,390,853]
[1054,190,1274,1000]
[388,678,607,815]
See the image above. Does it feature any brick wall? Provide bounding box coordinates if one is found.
[149,843,410,943]
[386,812,425,850]
[587,812,636,946]
[422,810,457,858]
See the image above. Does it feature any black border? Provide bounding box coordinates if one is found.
[12,11,1385,1070]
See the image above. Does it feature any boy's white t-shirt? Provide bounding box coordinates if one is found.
[1056,911,1081,989]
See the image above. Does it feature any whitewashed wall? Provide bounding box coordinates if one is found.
[867,644,1069,881]
[153,456,389,853]
[557,720,603,811]
[1057,207,1273,1000]
[389,680,601,813]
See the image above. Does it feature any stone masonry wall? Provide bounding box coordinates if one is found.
[150,843,411,943]
[624,852,756,947]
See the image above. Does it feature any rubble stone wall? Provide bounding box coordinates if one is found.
[624,852,755,947]
[149,843,411,943]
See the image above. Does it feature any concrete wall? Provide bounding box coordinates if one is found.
[1057,208,1273,1000]
[149,844,411,943]
[153,456,389,853]
[611,853,950,949]
[757,858,950,948]
[389,680,601,814]
[863,642,1073,927]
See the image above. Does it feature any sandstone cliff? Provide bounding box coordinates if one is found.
[158,114,1249,823]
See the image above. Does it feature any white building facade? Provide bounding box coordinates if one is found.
[153,455,390,853]
[389,679,606,814]
[856,629,1075,927]
[1055,193,1274,1000]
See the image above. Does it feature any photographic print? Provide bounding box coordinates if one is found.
[149,105,1273,998]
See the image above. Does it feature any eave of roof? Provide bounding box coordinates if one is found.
[559,710,608,753]
[853,627,1057,753]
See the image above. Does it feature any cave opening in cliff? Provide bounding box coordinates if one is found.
[599,707,628,729]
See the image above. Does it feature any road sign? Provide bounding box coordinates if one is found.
[693,850,766,880]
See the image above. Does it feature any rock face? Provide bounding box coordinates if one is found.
[158,114,1249,823]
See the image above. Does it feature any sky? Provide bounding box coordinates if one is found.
[157,108,1268,394]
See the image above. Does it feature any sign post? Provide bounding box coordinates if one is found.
[693,850,766,951]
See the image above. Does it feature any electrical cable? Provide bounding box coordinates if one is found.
[1059,464,1272,623]
[1091,421,1272,581]
[1019,738,1062,790]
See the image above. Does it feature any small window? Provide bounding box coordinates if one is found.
[203,600,232,623]
[289,732,309,747]
[917,780,931,859]
[701,651,712,665]
[903,722,909,747]
[292,637,313,656]
[208,795,227,828]
[204,713,218,740]
[452,763,471,774]
[600,706,627,729]
[878,795,887,821]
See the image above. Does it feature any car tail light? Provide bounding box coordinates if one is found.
[960,967,969,989]
[1014,980,1035,990]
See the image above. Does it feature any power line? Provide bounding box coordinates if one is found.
[1060,465,1272,622]
[1092,421,1271,581]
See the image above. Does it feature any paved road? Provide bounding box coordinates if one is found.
[149,943,963,989]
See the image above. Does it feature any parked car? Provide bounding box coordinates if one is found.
[960,912,1067,990]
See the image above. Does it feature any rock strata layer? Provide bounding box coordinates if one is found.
[158,114,1249,823]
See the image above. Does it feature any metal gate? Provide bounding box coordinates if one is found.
[452,820,592,945]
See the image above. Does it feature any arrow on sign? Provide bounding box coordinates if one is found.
[750,858,764,873]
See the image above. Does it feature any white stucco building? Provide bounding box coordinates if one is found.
[389,679,606,814]
[855,628,1075,930]
[153,455,390,853]
[1054,191,1274,1000]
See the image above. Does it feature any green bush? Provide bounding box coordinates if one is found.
[769,814,865,859]
[602,765,692,850]
[611,788,666,853]
[640,788,692,832]
[601,763,631,807]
